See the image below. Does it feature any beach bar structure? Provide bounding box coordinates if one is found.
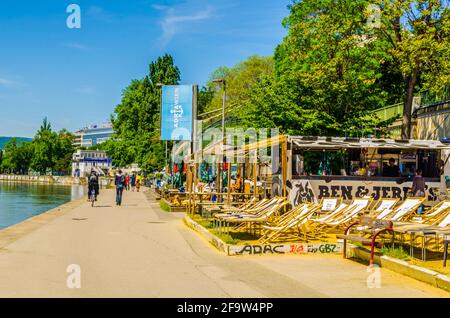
[181,135,283,214]
[182,135,450,213]
[281,136,450,207]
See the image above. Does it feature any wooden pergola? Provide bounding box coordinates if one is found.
[184,135,289,214]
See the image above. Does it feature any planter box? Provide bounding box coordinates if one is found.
[183,216,342,256]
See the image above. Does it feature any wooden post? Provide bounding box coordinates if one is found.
[187,164,191,214]
[227,162,232,205]
[216,161,221,203]
[193,162,197,214]
[253,162,257,199]
[193,162,197,194]
[282,137,287,199]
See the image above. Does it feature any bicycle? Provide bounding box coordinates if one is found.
[90,188,96,207]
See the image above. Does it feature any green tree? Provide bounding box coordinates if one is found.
[0,138,33,174]
[14,142,34,174]
[31,118,59,174]
[54,129,75,174]
[0,138,18,173]
[375,0,450,138]
[201,55,274,128]
[268,0,402,137]
[197,86,215,115]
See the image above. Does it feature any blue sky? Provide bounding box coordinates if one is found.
[0,0,289,137]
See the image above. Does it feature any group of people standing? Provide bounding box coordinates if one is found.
[114,171,143,206]
[87,170,143,207]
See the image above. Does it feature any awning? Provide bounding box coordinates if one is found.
[289,136,450,150]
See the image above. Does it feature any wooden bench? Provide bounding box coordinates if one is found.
[337,216,394,265]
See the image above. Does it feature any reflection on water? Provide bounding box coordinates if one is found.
[0,182,87,230]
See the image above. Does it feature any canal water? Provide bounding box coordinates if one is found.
[0,182,86,230]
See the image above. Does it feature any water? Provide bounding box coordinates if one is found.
[0,182,86,230]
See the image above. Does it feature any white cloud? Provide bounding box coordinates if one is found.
[88,5,106,17]
[0,78,21,88]
[152,4,169,11]
[76,86,96,94]
[158,6,214,47]
[87,5,115,22]
[64,42,89,50]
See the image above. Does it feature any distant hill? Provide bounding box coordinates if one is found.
[0,137,32,149]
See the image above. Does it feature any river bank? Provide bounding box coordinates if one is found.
[0,182,88,230]
[0,196,86,249]
[0,174,113,187]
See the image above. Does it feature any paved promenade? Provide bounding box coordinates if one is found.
[0,188,448,297]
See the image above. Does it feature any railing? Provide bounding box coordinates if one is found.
[372,103,403,121]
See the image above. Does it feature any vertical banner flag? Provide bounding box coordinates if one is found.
[160,85,194,141]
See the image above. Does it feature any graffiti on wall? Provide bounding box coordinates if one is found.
[229,243,341,255]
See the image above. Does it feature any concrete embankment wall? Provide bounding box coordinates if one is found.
[0,175,113,187]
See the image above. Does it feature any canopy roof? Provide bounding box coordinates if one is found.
[175,135,450,163]
[290,136,450,150]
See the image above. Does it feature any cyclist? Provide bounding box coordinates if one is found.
[88,170,100,202]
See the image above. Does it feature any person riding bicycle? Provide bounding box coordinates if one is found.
[88,170,100,201]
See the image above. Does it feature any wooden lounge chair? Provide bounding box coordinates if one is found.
[314,197,343,216]
[259,203,320,243]
[301,198,372,239]
[213,197,279,219]
[421,200,450,225]
[377,197,426,222]
[261,203,310,232]
[213,197,259,212]
[437,212,450,229]
[216,199,290,234]
[310,203,349,223]
[221,198,288,222]
[311,198,373,233]
[368,198,400,218]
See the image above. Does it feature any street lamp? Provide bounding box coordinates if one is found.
[212,79,226,197]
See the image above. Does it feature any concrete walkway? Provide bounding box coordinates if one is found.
[0,188,448,297]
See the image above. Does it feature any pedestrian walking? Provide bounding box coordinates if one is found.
[115,170,126,206]
[136,174,142,192]
[130,173,136,192]
[125,174,130,191]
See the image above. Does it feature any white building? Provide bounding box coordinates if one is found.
[71,150,112,177]
[73,124,114,147]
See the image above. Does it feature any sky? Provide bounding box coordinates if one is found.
[0,0,289,137]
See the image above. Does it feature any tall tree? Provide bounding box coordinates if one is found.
[31,117,59,174]
[54,129,75,174]
[201,55,274,128]
[270,0,402,137]
[0,138,33,174]
[375,0,450,138]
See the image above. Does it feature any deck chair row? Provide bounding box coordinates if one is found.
[258,197,450,243]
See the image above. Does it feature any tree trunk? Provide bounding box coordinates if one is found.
[401,70,418,139]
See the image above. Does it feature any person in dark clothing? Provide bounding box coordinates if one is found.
[412,169,426,215]
[412,169,426,197]
[383,158,400,177]
[87,171,99,201]
[115,170,126,206]
[130,173,136,192]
